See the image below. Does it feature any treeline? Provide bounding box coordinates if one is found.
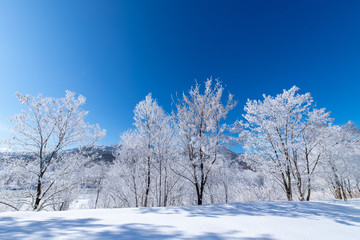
[0,79,359,211]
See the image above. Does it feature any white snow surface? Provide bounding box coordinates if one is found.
[0,199,360,239]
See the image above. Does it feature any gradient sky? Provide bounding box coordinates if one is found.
[0,1,360,150]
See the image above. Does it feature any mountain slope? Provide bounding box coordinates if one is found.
[1,145,247,167]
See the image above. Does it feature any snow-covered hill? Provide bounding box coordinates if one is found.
[0,199,359,239]
[0,144,246,165]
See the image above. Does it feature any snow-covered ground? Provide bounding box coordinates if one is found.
[0,199,359,240]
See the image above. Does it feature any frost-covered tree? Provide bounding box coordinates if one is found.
[3,91,105,211]
[0,156,27,211]
[294,109,333,200]
[240,86,332,201]
[111,94,181,207]
[319,122,360,200]
[80,160,110,209]
[174,79,236,205]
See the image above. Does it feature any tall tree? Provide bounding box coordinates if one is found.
[174,79,236,205]
[113,93,179,207]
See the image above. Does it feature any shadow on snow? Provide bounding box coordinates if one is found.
[138,199,360,226]
[0,216,274,240]
[1,199,359,239]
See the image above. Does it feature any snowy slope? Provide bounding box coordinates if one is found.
[0,199,359,239]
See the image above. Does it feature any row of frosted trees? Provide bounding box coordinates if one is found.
[1,79,359,211]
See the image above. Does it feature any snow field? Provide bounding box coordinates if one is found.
[0,199,359,239]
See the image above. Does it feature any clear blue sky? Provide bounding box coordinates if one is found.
[0,1,360,149]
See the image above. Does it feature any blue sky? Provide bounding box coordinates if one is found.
[0,1,360,150]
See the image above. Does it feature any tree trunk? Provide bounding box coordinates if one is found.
[144,156,151,207]
[223,182,229,203]
[33,176,42,210]
[195,182,203,205]
[197,193,203,205]
[305,179,311,201]
[159,160,162,207]
[333,182,343,199]
[94,179,102,209]
[285,166,293,201]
